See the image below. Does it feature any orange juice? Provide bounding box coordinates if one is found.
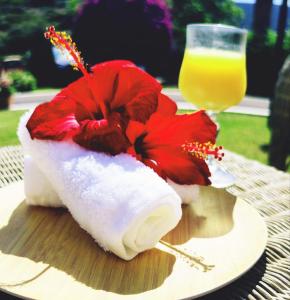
[179,48,247,112]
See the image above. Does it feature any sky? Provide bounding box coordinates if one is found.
[234,0,289,5]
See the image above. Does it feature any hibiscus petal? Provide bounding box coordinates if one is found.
[110,66,161,107]
[125,91,159,123]
[64,60,137,118]
[146,147,211,185]
[145,111,217,147]
[73,112,129,155]
[90,60,136,107]
[126,120,146,144]
[156,93,177,115]
[63,76,97,115]
[93,61,162,122]
[91,60,135,73]
[129,111,216,185]
[26,92,79,140]
[109,66,161,123]
[29,114,79,141]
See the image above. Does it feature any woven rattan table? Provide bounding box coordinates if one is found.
[0,145,289,300]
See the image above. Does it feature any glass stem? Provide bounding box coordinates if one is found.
[206,110,220,137]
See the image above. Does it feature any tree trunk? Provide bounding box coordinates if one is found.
[0,88,12,110]
[275,0,288,65]
[253,0,273,38]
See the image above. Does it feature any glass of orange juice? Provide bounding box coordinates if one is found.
[179,24,247,187]
[179,24,247,113]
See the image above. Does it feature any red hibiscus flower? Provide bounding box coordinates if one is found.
[126,110,218,185]
[27,26,223,185]
[27,60,177,155]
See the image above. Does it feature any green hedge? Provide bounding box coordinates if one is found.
[8,70,37,92]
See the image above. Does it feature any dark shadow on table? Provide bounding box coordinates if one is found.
[0,253,268,300]
[163,187,236,245]
[0,291,21,300]
[0,201,175,296]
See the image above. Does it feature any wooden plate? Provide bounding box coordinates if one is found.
[0,182,267,300]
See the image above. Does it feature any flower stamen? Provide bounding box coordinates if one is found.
[44,26,88,76]
[182,142,224,161]
[44,26,108,119]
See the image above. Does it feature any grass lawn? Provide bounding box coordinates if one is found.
[0,109,275,168]
[216,113,270,166]
[0,110,26,146]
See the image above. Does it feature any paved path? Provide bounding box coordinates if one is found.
[10,88,270,116]
[163,89,270,116]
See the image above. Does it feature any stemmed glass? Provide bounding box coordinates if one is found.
[178,24,247,187]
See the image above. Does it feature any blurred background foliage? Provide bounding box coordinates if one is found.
[170,0,244,52]
[0,0,289,96]
[8,69,37,92]
[0,0,73,55]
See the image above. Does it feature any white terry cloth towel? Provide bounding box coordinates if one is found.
[24,155,63,207]
[18,112,182,260]
[23,157,200,207]
[167,180,200,204]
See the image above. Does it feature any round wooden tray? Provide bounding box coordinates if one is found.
[0,182,267,300]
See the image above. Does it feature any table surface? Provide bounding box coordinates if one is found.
[0,145,289,300]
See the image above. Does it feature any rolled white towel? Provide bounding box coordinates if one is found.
[24,155,63,207]
[23,158,200,207]
[167,180,200,204]
[18,112,182,260]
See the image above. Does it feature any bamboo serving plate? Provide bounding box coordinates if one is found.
[0,182,267,300]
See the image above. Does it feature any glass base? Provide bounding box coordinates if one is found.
[207,160,236,188]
